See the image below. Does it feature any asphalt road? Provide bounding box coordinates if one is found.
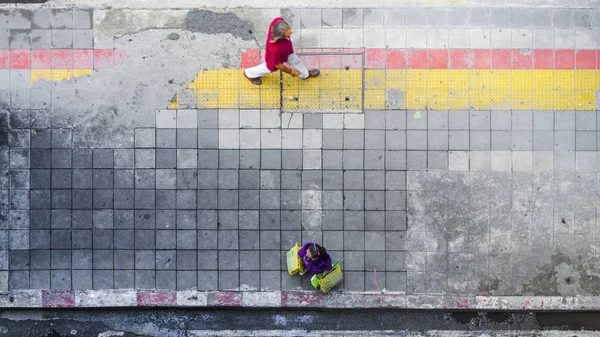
[0,309,598,337]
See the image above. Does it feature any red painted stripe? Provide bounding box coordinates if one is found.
[0,49,125,69]
[52,49,73,68]
[555,50,575,69]
[42,290,76,308]
[428,49,449,69]
[576,50,596,69]
[386,49,406,69]
[32,50,52,69]
[10,49,30,69]
[136,291,176,306]
[449,49,471,69]
[365,48,385,68]
[94,49,114,69]
[0,50,9,69]
[73,49,93,68]
[407,49,427,69]
[533,50,554,69]
[512,49,533,69]
[239,49,260,68]
[239,48,600,69]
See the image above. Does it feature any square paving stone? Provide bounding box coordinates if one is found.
[113,149,134,168]
[157,129,177,148]
[281,150,302,169]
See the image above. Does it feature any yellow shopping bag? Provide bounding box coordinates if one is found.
[311,261,343,293]
[286,242,305,275]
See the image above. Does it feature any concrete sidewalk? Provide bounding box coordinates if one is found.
[1,3,600,309]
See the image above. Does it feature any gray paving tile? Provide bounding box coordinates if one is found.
[322,8,342,28]
[301,8,321,28]
[552,9,572,28]
[447,8,468,27]
[343,9,363,27]
[490,8,510,28]
[573,9,593,28]
[510,8,532,28]
[405,8,426,26]
[468,8,489,27]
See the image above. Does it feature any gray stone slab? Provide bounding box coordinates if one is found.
[405,8,426,27]
[301,8,321,28]
[490,8,510,28]
[51,9,72,29]
[531,9,552,28]
[343,9,363,28]
[552,9,572,28]
[510,8,532,28]
[426,8,447,27]
[73,29,93,48]
[573,9,593,28]
[322,8,342,28]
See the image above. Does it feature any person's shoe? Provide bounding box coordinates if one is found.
[299,270,307,275]
[302,69,320,79]
[308,69,320,78]
[244,72,262,85]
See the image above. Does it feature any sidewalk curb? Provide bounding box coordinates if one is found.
[0,290,596,310]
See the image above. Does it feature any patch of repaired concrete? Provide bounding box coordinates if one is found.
[185,10,255,41]
[385,89,403,109]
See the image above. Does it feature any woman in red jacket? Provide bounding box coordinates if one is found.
[244,17,320,85]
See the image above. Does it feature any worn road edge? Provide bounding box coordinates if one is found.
[0,290,596,310]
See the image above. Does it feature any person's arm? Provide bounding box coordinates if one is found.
[275,63,300,77]
[298,242,314,257]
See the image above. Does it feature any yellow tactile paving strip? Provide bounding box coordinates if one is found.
[31,69,94,83]
[179,69,598,111]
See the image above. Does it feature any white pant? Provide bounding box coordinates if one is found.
[244,53,309,79]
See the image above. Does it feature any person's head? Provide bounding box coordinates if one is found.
[270,21,292,43]
[307,243,325,260]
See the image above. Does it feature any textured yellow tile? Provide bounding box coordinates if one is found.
[218,69,240,89]
[385,69,406,89]
[239,89,261,108]
[282,94,299,110]
[188,70,219,89]
[532,70,554,90]
[404,89,428,110]
[512,90,533,110]
[469,70,490,90]
[554,90,576,110]
[449,90,470,110]
[364,89,385,110]
[194,91,219,109]
[471,89,491,110]
[511,70,533,90]
[168,93,179,109]
[428,90,449,110]
[321,89,341,110]
[490,70,512,90]
[31,69,52,83]
[364,69,385,90]
[261,89,281,109]
[340,89,363,110]
[575,90,596,110]
[533,91,554,111]
[554,70,575,90]
[218,89,240,108]
[429,70,448,90]
[298,90,321,110]
[341,69,363,89]
[448,70,469,90]
[261,72,281,89]
[489,90,512,110]
[406,70,429,89]
[319,70,341,89]
[575,70,596,90]
[51,69,73,81]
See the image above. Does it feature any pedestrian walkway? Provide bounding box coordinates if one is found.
[1,4,600,309]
